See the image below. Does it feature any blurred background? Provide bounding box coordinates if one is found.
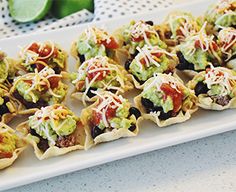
[0,0,174,38]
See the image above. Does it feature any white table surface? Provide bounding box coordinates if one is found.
[4,130,236,192]
[3,0,236,191]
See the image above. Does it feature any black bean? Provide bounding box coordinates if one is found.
[0,97,10,116]
[222,53,228,63]
[125,59,132,71]
[231,54,236,60]
[194,82,209,96]
[149,105,171,120]
[78,53,85,63]
[91,126,104,139]
[150,105,162,112]
[128,124,136,132]
[30,128,50,152]
[159,110,173,120]
[13,91,48,109]
[141,97,154,110]
[129,107,141,119]
[108,89,117,94]
[86,87,97,98]
[145,20,154,26]
[141,97,174,120]
[7,77,14,84]
[176,51,195,70]
[31,64,37,70]
[53,66,62,74]
[133,49,139,57]
[165,31,172,39]
[3,96,9,103]
[37,138,49,152]
[130,49,139,59]
[133,75,145,85]
[0,103,9,116]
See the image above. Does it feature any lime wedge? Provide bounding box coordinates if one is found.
[51,0,94,19]
[9,0,52,23]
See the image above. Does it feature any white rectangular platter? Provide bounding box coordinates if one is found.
[1,0,235,190]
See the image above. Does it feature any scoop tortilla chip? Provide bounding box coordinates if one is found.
[0,123,26,170]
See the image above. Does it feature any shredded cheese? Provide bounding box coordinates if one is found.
[72,56,126,105]
[92,91,125,128]
[82,26,112,48]
[219,27,236,60]
[144,73,183,94]
[126,21,159,45]
[168,12,199,40]
[207,0,235,15]
[183,22,222,64]
[19,41,55,69]
[206,0,236,27]
[29,105,71,145]
[204,66,236,96]
[13,67,62,103]
[135,45,177,70]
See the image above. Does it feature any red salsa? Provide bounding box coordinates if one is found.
[100,37,119,49]
[87,64,110,81]
[92,98,121,126]
[160,83,184,113]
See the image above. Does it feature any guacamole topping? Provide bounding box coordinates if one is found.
[77,27,119,60]
[218,27,236,60]
[142,73,194,114]
[167,11,201,41]
[72,56,128,105]
[13,67,67,104]
[129,45,178,82]
[205,0,236,27]
[123,20,167,55]
[20,41,66,73]
[0,125,18,159]
[193,66,236,97]
[29,105,78,146]
[178,22,222,71]
[91,91,136,130]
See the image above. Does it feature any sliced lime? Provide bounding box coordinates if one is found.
[51,0,94,19]
[9,0,52,23]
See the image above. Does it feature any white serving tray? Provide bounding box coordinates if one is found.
[1,0,234,190]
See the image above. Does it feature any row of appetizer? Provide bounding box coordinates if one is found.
[0,0,235,169]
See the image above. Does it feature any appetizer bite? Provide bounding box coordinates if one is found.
[0,123,26,170]
[17,105,86,160]
[0,51,18,85]
[156,11,201,46]
[134,73,198,127]
[176,23,222,73]
[10,67,68,114]
[218,27,236,68]
[0,84,18,123]
[205,0,236,28]
[188,66,236,110]
[118,20,167,58]
[125,45,178,88]
[18,41,68,74]
[71,26,120,64]
[81,91,141,148]
[71,56,133,105]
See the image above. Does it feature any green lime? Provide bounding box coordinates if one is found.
[9,0,52,23]
[51,0,94,19]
